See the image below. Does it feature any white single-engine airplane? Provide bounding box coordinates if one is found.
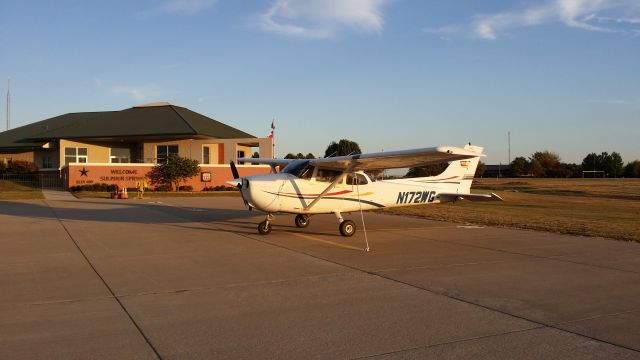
[229,143,502,237]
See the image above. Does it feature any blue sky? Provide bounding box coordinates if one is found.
[1,0,639,164]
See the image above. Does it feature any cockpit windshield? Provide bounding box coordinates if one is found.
[281,160,311,177]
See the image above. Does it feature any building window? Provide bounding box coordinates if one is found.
[157,145,178,163]
[42,156,53,169]
[203,146,210,164]
[64,147,88,165]
[110,148,131,163]
[237,150,245,165]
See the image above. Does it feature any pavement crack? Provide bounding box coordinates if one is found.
[351,325,545,359]
[388,228,640,275]
[234,230,640,355]
[43,200,164,360]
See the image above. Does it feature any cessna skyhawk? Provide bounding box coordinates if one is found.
[230,143,501,237]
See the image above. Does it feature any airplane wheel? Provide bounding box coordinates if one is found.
[339,220,356,237]
[295,214,310,228]
[258,221,272,235]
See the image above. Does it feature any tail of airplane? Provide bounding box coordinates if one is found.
[437,143,483,193]
[403,143,483,194]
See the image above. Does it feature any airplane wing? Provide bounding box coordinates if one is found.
[438,192,503,202]
[308,146,483,171]
[237,158,294,167]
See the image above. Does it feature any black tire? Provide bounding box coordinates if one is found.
[339,220,356,237]
[295,214,310,228]
[258,220,272,235]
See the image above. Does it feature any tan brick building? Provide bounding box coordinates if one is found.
[0,102,272,189]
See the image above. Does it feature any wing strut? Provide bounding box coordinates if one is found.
[304,162,356,211]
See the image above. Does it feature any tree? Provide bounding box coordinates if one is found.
[605,152,624,178]
[563,163,583,178]
[624,160,640,177]
[324,139,361,157]
[148,154,199,191]
[284,153,311,159]
[405,163,447,178]
[530,151,561,177]
[475,161,486,177]
[510,157,530,177]
[582,153,600,171]
[581,152,624,177]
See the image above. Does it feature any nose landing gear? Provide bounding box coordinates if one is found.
[258,213,274,235]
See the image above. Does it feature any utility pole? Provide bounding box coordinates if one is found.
[507,131,511,165]
[5,79,9,131]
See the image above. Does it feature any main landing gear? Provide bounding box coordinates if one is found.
[256,212,356,237]
[295,214,310,228]
[335,211,356,237]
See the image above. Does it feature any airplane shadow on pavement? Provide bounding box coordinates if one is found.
[0,199,255,224]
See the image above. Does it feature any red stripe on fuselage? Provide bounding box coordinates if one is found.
[280,189,353,197]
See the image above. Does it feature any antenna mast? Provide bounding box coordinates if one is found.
[5,79,9,131]
[507,131,511,164]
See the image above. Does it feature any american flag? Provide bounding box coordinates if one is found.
[267,119,275,138]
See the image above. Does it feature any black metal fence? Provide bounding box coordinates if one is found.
[0,173,67,191]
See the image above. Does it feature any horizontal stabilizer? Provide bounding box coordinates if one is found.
[439,192,503,202]
[238,158,293,167]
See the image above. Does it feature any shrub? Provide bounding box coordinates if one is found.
[203,185,238,191]
[69,183,117,192]
[178,185,193,191]
[148,155,200,191]
[2,160,39,174]
[153,184,172,192]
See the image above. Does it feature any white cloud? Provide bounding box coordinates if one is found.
[468,0,640,40]
[258,0,389,38]
[473,7,549,39]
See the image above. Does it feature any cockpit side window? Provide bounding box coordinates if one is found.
[300,165,314,179]
[346,173,368,185]
[315,168,343,183]
[281,160,310,177]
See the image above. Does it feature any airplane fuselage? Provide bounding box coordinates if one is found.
[240,172,459,215]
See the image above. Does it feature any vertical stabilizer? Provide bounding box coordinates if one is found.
[456,143,483,193]
[406,143,483,193]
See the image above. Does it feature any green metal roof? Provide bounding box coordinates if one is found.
[0,104,255,150]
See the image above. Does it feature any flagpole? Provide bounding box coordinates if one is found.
[6,79,10,131]
[272,117,275,159]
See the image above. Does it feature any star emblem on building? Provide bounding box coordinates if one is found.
[79,167,89,177]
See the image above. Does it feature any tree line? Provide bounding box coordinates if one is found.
[504,151,640,178]
[286,140,640,178]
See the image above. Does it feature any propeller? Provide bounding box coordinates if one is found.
[230,161,240,180]
[230,161,250,208]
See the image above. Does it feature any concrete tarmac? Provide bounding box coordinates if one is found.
[1,195,639,359]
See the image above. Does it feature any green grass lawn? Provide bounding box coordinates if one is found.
[0,180,44,200]
[383,178,640,242]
